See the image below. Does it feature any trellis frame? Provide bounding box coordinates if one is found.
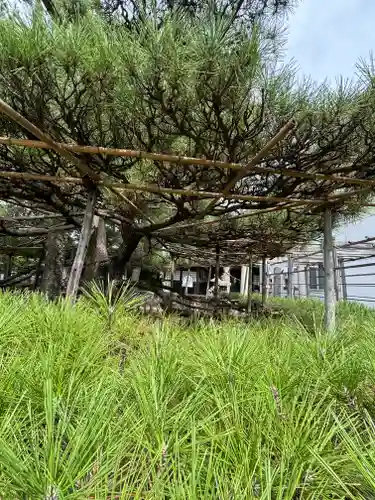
[1,101,375,327]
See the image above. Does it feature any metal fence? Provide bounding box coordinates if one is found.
[266,236,375,307]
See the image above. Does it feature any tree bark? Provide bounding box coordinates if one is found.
[66,190,97,299]
[4,253,12,279]
[41,233,66,299]
[83,216,108,282]
[111,222,143,279]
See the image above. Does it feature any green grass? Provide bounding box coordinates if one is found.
[1,292,375,498]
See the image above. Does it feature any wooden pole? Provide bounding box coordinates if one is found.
[4,135,375,188]
[214,244,220,299]
[332,240,340,301]
[304,265,310,298]
[296,264,301,298]
[323,208,336,332]
[206,266,212,298]
[287,255,293,298]
[247,253,253,313]
[261,257,267,306]
[66,190,98,299]
[204,120,296,214]
[339,257,348,300]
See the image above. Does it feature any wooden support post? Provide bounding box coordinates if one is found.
[66,190,97,299]
[304,265,310,298]
[339,257,348,300]
[323,208,336,333]
[206,266,212,298]
[261,256,267,306]
[332,241,340,300]
[296,265,301,298]
[287,255,293,298]
[214,244,220,299]
[4,253,12,279]
[247,253,253,313]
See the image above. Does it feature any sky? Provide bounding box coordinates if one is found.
[286,0,375,242]
[286,0,375,84]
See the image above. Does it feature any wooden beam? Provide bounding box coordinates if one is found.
[108,187,154,224]
[204,120,296,214]
[2,136,375,189]
[0,102,148,222]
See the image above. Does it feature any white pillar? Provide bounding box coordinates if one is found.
[222,266,231,294]
[324,209,336,332]
[240,265,247,295]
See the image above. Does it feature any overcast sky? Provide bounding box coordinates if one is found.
[286,0,375,84]
[286,0,375,241]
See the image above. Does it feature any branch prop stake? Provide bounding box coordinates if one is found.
[1,136,375,188]
[323,208,336,332]
[66,189,98,299]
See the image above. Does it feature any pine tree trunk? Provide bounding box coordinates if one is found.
[83,216,108,282]
[111,222,142,279]
[41,233,65,299]
[66,190,97,299]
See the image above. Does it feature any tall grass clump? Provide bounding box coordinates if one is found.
[1,291,375,497]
